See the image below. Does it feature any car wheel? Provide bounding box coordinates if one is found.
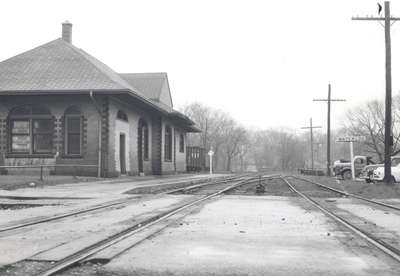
[342,170,352,180]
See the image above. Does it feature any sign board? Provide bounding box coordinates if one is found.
[208,150,214,156]
[336,136,365,143]
[335,136,365,180]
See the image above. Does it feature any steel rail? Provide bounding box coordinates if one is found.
[35,175,265,276]
[166,174,281,194]
[0,175,245,233]
[281,177,400,263]
[290,176,400,212]
[0,199,127,233]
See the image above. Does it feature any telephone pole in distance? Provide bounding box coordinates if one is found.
[313,84,346,176]
[301,118,322,171]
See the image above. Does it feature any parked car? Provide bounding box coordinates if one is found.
[360,156,400,183]
[332,156,374,180]
[371,164,400,182]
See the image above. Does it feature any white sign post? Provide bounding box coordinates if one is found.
[349,141,355,180]
[336,136,363,180]
[208,149,214,175]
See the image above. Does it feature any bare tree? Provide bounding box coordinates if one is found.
[249,129,306,171]
[182,102,307,172]
[182,102,243,171]
[223,124,248,171]
[344,96,400,162]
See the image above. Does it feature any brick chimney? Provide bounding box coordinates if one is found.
[62,21,72,43]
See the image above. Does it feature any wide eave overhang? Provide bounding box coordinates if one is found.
[0,88,201,133]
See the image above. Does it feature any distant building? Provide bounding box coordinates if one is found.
[0,22,199,177]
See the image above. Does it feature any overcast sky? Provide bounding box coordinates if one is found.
[1,0,400,132]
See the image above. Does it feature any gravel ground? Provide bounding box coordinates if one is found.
[0,261,52,276]
[225,178,295,197]
[3,174,399,275]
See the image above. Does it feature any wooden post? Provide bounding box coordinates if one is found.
[384,1,393,183]
[327,85,331,176]
[350,141,355,180]
[301,118,321,171]
[313,85,346,176]
[352,1,400,184]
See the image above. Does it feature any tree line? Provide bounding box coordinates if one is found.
[182,97,400,172]
[182,102,307,172]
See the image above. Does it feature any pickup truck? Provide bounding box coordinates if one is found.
[332,156,374,180]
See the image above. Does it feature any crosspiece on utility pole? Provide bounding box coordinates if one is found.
[301,118,322,171]
[313,84,346,177]
[352,1,399,184]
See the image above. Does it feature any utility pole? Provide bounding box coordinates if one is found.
[352,1,400,184]
[301,118,322,170]
[313,84,346,176]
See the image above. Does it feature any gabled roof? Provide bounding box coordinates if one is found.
[0,38,139,92]
[119,73,173,108]
[0,37,200,132]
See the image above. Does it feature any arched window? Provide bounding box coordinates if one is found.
[9,105,53,154]
[117,110,128,122]
[164,125,172,161]
[65,106,82,155]
[179,134,185,153]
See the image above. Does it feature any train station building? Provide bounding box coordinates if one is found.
[0,22,199,177]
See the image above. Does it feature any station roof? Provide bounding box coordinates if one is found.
[120,73,173,108]
[0,37,199,132]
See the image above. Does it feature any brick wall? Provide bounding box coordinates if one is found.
[0,95,100,176]
[0,94,190,177]
[108,97,153,176]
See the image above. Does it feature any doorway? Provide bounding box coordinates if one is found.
[120,134,126,174]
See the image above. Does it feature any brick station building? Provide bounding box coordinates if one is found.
[0,22,199,177]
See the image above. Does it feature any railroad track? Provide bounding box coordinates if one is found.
[34,174,272,276]
[168,174,281,195]
[290,175,400,211]
[0,174,248,233]
[281,177,400,263]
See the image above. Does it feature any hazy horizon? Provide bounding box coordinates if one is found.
[1,0,399,131]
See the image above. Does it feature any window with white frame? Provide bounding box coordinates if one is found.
[9,105,53,154]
